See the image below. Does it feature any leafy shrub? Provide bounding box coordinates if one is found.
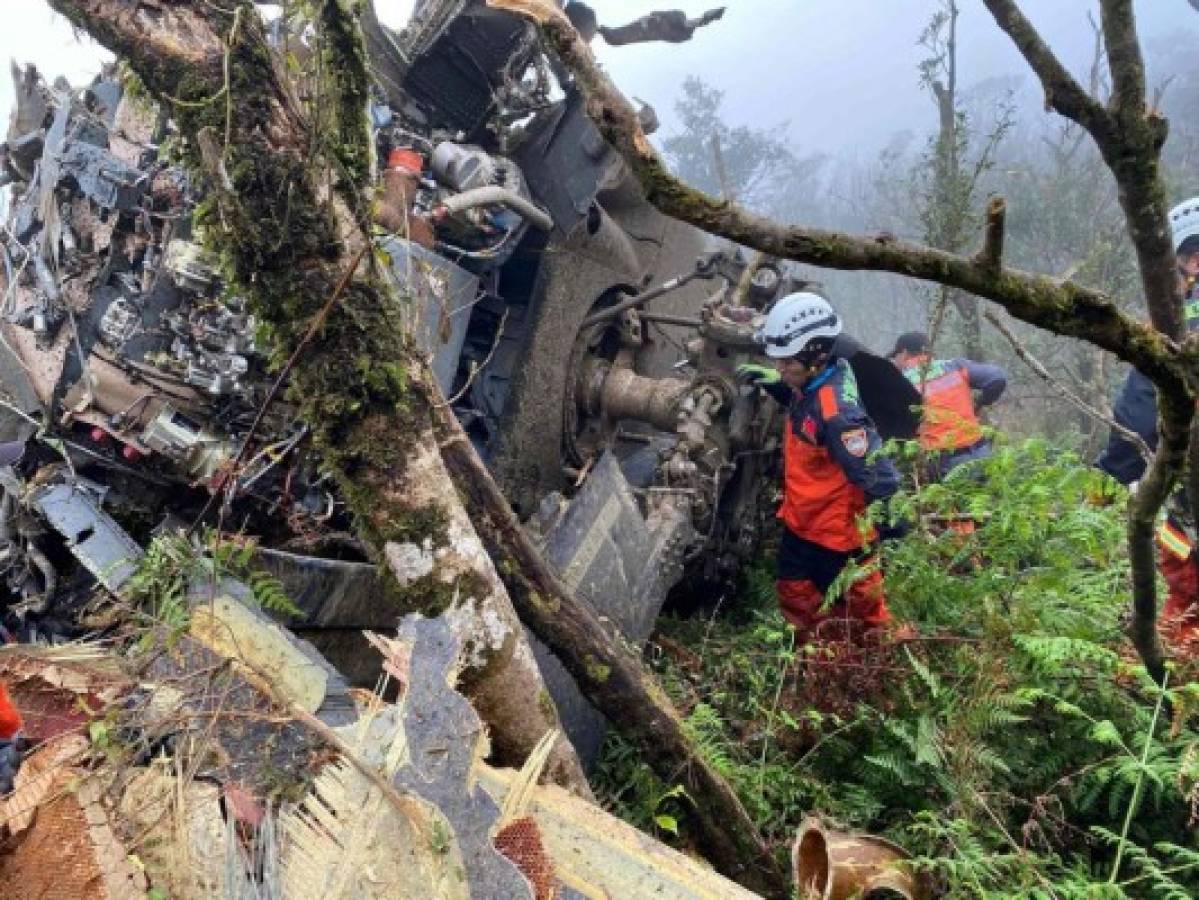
[594,439,1199,897]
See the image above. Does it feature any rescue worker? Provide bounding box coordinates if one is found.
[1098,196,1199,645]
[889,332,1007,479]
[737,292,902,638]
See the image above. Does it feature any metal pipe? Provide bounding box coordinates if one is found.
[437,185,553,232]
[580,270,702,329]
[589,362,690,432]
[793,818,921,899]
[637,312,703,328]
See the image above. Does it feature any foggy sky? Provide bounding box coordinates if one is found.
[582,0,1189,159]
[1,1,1192,163]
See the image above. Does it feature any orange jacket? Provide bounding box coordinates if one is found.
[773,361,898,552]
[902,356,1006,451]
[0,682,21,740]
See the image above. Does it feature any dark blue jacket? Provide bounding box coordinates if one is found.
[1096,277,1199,485]
[1097,368,1157,486]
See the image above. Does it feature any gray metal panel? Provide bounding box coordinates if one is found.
[30,480,144,592]
[530,452,658,766]
[541,451,652,639]
[383,237,478,395]
[255,548,394,629]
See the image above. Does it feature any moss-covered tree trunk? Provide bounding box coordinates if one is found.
[46,5,798,893]
[50,0,588,793]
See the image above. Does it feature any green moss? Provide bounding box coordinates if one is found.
[383,568,492,619]
[96,2,458,578]
[584,655,611,684]
[537,689,558,722]
[525,591,560,614]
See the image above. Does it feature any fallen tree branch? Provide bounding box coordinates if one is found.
[435,403,789,897]
[51,0,590,794]
[488,1,1184,392]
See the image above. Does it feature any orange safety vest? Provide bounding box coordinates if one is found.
[779,384,877,552]
[903,358,983,452]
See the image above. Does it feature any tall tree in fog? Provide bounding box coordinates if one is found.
[661,76,824,221]
[915,0,1011,360]
[996,23,1138,449]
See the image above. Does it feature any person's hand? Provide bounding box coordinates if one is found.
[736,363,780,387]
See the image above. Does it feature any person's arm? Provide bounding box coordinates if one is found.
[960,359,1007,407]
[1097,368,1158,486]
[822,407,899,503]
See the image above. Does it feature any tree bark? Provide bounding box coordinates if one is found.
[929,1,983,360]
[49,0,589,794]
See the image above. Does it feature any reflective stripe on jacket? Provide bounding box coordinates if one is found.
[776,360,898,552]
[1160,520,1194,561]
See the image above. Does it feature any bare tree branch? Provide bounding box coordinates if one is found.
[981,0,1112,138]
[984,310,1151,461]
[1099,0,1146,117]
[491,1,1185,390]
[492,0,1191,682]
[977,196,1007,272]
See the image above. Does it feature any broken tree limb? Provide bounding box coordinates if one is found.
[977,196,1006,272]
[491,0,1184,387]
[496,0,1190,681]
[49,0,589,793]
[435,403,789,897]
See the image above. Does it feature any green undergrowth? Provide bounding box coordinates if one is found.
[594,438,1199,898]
[128,528,303,638]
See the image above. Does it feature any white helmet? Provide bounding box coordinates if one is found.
[757,292,842,359]
[1170,196,1199,252]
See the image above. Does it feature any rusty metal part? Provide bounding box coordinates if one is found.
[700,301,765,356]
[579,354,689,433]
[375,168,436,248]
[793,818,923,900]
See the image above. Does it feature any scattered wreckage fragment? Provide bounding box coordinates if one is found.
[0,5,794,759]
[0,597,765,899]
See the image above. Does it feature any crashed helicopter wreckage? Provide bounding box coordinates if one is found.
[0,2,920,773]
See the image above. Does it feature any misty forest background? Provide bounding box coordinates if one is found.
[655,15,1199,458]
[9,2,1199,896]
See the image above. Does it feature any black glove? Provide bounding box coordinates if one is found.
[876,517,911,544]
